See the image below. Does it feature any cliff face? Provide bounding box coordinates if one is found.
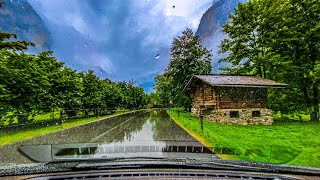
[0,0,52,51]
[196,0,246,72]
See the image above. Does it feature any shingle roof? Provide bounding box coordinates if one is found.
[184,74,287,90]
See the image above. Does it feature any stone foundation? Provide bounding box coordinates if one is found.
[191,107,201,117]
[192,107,273,125]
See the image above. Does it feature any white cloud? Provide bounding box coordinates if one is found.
[127,0,212,47]
[162,0,212,28]
[28,0,214,87]
[75,53,115,74]
[28,0,109,41]
[64,13,90,35]
[91,53,115,73]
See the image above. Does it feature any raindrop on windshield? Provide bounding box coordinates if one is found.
[155,54,160,59]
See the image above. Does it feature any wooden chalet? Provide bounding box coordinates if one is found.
[184,74,287,125]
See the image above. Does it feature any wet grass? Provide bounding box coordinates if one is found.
[0,109,138,146]
[167,109,320,168]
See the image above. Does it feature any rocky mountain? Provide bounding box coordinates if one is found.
[0,0,52,51]
[196,0,246,72]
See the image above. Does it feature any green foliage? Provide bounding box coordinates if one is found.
[154,75,172,107]
[80,70,103,114]
[154,28,212,109]
[0,32,34,51]
[117,81,147,110]
[219,0,320,120]
[147,92,162,106]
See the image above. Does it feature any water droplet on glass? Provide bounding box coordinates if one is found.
[84,43,88,46]
[155,54,160,59]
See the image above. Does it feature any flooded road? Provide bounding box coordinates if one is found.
[1,110,212,164]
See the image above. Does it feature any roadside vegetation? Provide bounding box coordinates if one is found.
[167,109,320,168]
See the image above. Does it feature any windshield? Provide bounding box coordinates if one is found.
[1,0,320,173]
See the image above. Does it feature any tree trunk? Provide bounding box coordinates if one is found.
[311,83,319,121]
[310,44,318,121]
[257,63,262,77]
[263,63,267,78]
[301,84,314,121]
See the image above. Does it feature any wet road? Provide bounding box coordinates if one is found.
[89,110,198,143]
[0,110,210,164]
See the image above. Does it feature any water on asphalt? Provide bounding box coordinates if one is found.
[0,110,215,164]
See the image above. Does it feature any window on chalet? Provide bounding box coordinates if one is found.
[230,111,239,118]
[207,106,215,110]
[252,111,261,117]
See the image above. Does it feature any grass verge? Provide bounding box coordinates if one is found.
[167,109,320,168]
[0,109,142,146]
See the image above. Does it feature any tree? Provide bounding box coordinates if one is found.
[154,75,172,107]
[147,91,162,107]
[117,81,147,110]
[53,67,83,117]
[80,70,103,115]
[219,0,280,78]
[155,28,212,110]
[219,0,320,120]
[0,32,34,51]
[0,30,36,123]
[267,0,320,121]
[0,50,64,123]
[101,79,123,113]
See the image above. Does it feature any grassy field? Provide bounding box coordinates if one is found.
[0,109,135,146]
[167,109,320,168]
[273,111,310,121]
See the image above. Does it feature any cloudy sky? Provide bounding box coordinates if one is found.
[27,0,213,93]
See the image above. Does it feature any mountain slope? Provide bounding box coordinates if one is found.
[0,0,52,51]
[196,0,246,72]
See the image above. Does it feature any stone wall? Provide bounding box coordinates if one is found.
[191,107,201,117]
[206,108,273,125]
[192,108,273,125]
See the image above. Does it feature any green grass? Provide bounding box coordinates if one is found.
[273,111,310,121]
[0,109,136,146]
[1,111,61,125]
[0,126,61,146]
[167,109,320,168]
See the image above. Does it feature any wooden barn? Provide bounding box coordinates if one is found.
[184,74,287,125]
